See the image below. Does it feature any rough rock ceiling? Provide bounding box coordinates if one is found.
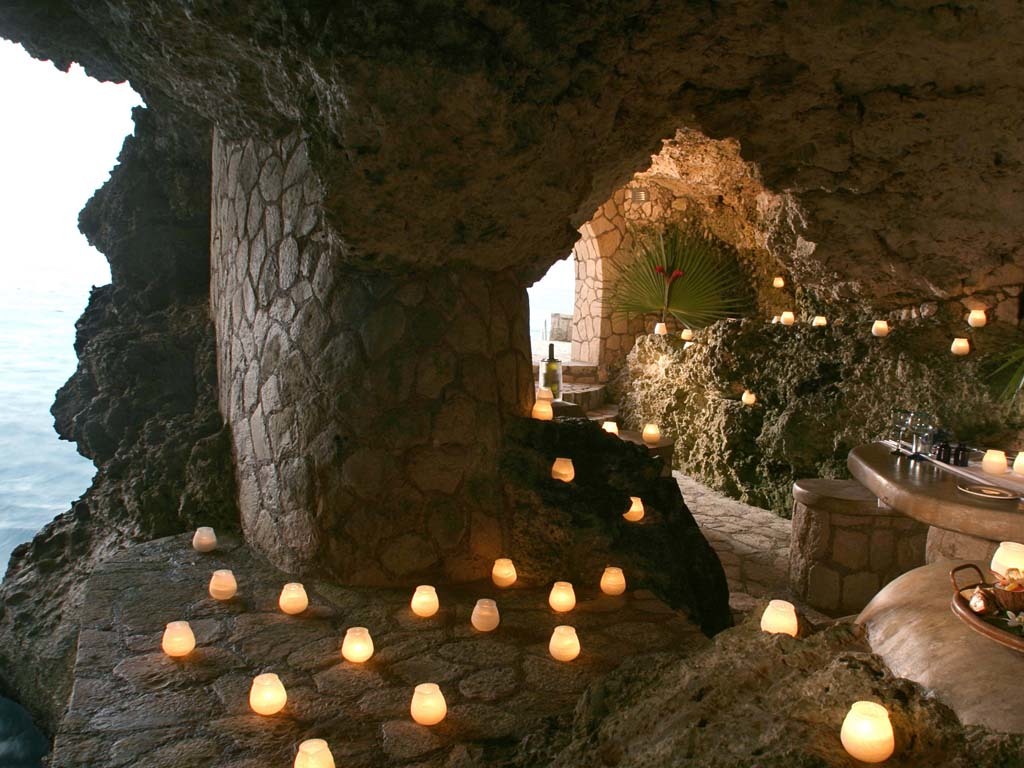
[2,1,1022,305]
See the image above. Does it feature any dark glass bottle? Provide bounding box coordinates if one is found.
[953,442,970,467]
[936,442,952,463]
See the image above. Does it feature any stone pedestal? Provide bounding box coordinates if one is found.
[789,478,927,616]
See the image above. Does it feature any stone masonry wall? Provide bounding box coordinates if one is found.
[210,130,534,584]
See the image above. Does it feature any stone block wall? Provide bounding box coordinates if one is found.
[210,130,534,584]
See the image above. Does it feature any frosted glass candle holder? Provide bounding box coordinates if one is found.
[759,599,798,637]
[279,583,309,615]
[192,526,217,552]
[623,496,645,522]
[741,389,756,406]
[779,311,795,326]
[531,398,553,421]
[991,541,1024,578]
[341,627,374,663]
[551,457,575,482]
[812,315,827,327]
[161,621,196,658]
[492,558,517,588]
[1014,453,1024,476]
[294,739,335,768]
[471,599,500,632]
[680,328,695,341]
[772,276,785,288]
[601,421,619,435]
[410,585,439,617]
[968,308,987,328]
[653,322,668,335]
[410,683,447,725]
[641,424,661,444]
[950,337,970,356]
[549,625,580,662]
[249,673,287,715]
[982,449,1007,475]
[871,320,890,337]
[208,569,237,601]
[548,581,576,612]
[600,567,626,596]
[840,701,895,763]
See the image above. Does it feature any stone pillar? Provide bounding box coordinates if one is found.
[789,478,927,616]
[210,130,533,583]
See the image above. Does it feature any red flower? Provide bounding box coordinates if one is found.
[654,265,665,275]
[671,269,685,280]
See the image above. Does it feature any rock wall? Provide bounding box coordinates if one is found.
[0,105,237,730]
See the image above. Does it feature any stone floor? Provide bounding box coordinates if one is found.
[675,473,792,605]
[53,535,707,768]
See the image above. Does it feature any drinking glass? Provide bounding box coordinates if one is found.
[909,412,935,460]
[889,409,912,454]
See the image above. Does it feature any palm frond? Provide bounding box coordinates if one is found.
[988,345,1024,402]
[609,221,748,327]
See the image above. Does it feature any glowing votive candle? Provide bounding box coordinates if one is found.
[531,399,553,421]
[492,558,517,587]
[549,625,581,662]
[537,387,554,401]
[812,315,827,327]
[653,322,668,335]
[779,311,795,326]
[249,672,287,715]
[950,337,970,356]
[624,496,645,522]
[759,599,799,637]
[411,585,439,617]
[840,701,895,763]
[410,683,447,725]
[279,583,309,615]
[600,567,626,596]
[680,328,695,341]
[161,621,196,658]
[602,420,619,435]
[771,315,780,324]
[341,627,374,662]
[741,389,756,406]
[982,449,1008,475]
[551,457,575,483]
[642,423,661,444]
[772,276,785,288]
[991,541,1024,578]
[1014,453,1024,476]
[471,599,500,632]
[548,581,576,612]
[968,308,987,328]
[294,739,335,768]
[871,320,890,337]
[208,569,237,601]
[192,526,217,552]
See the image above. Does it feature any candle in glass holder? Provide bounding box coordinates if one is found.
[811,315,827,327]
[641,424,661,444]
[600,567,626,596]
[549,625,581,662]
[531,398,553,421]
[772,276,785,288]
[653,322,668,335]
[741,389,756,406]
[279,583,309,615]
[192,526,217,552]
[759,599,799,637]
[950,337,970,356]
[208,569,237,601]
[871,320,890,337]
[161,621,196,658]
[341,627,374,663]
[623,496,645,522]
[982,449,1007,475]
[410,683,447,725]
[294,739,335,768]
[411,585,439,617]
[602,420,619,435]
[779,311,795,326]
[968,308,987,328]
[1014,453,1024,476]
[680,328,695,341]
[991,541,1024,578]
[491,558,517,587]
[840,701,895,763]
[548,581,576,612]
[551,457,575,482]
[471,599,500,632]
[771,315,780,324]
[249,673,287,715]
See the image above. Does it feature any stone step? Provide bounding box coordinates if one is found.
[586,403,619,423]
[561,383,605,413]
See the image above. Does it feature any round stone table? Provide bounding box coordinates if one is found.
[848,442,1024,562]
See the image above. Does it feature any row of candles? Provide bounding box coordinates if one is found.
[170,528,632,765]
[979,448,1024,476]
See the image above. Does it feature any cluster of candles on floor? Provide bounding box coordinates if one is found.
[165,527,633,765]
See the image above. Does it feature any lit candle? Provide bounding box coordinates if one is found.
[871,320,890,337]
[1014,454,1024,476]
[294,739,335,768]
[600,567,626,596]
[410,683,447,725]
[950,337,970,356]
[623,496,645,522]
[531,398,553,421]
[279,583,309,615]
[771,315,780,324]
[537,387,554,401]
[779,311,795,326]
[840,701,895,763]
[208,569,237,601]
[680,328,695,341]
[551,457,575,482]
[471,599,500,632]
[641,423,661,444]
[653,322,668,335]
[811,315,827,327]
[161,621,196,658]
[991,541,1024,578]
[192,526,217,552]
[249,672,287,715]
[968,308,987,328]
[981,449,1007,475]
[759,599,799,637]
[741,390,756,406]
[341,627,374,663]
[410,585,439,617]
[772,276,785,288]
[601,421,619,435]
[548,581,576,612]
[491,558,517,587]
[548,625,581,662]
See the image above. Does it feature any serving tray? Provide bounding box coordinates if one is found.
[950,564,1024,654]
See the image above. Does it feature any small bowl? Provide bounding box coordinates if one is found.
[992,584,1024,613]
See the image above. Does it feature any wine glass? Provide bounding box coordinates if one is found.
[889,409,912,454]
[909,412,935,460]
